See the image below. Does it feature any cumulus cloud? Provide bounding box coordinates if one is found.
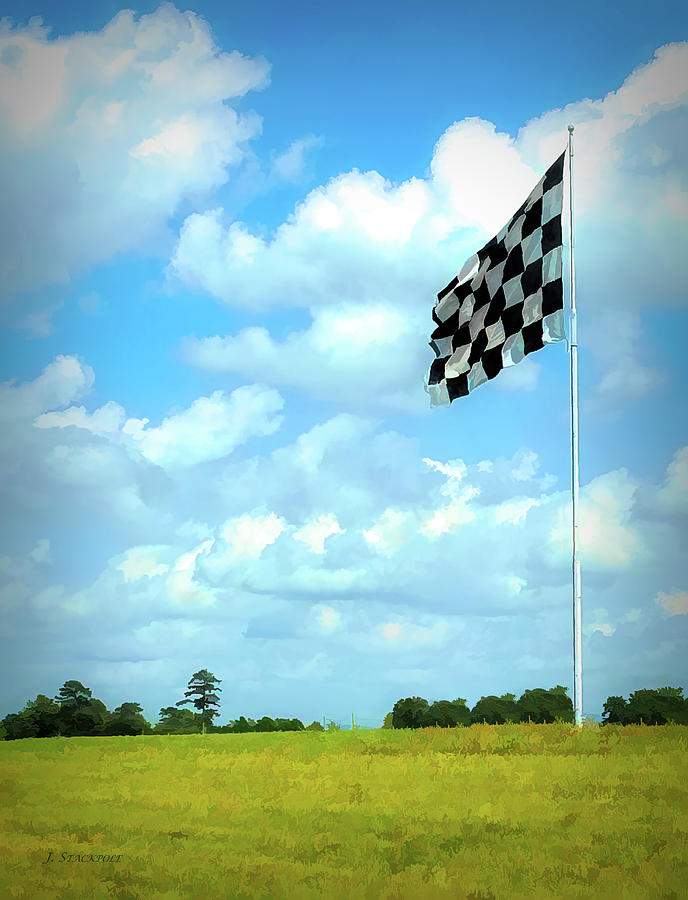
[363,508,416,556]
[35,400,126,435]
[3,31,688,722]
[170,433,561,611]
[418,488,478,539]
[220,512,285,561]
[429,118,539,236]
[549,469,642,569]
[130,386,284,468]
[202,414,430,549]
[198,511,286,586]
[2,361,686,721]
[118,545,171,582]
[166,538,217,607]
[0,358,289,568]
[1,355,94,422]
[293,515,344,554]
[422,457,468,480]
[0,3,270,298]
[172,43,688,413]
[180,302,426,413]
[0,366,241,567]
[511,450,539,482]
[170,169,438,312]
[33,383,285,469]
[286,413,376,476]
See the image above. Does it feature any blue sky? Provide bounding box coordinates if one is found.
[1,0,686,727]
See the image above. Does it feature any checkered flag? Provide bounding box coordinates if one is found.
[425,151,566,405]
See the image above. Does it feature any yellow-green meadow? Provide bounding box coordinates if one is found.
[1,722,686,898]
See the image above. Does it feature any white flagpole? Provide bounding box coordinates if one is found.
[567,124,583,727]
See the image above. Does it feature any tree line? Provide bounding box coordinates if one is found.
[1,670,686,741]
[0,669,333,740]
[386,685,688,728]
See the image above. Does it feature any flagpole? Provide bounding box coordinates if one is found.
[567,124,583,728]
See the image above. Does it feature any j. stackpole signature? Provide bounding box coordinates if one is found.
[43,851,123,864]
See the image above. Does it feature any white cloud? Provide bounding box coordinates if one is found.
[655,589,688,616]
[549,469,642,568]
[422,457,467,480]
[130,386,284,468]
[495,497,541,526]
[169,167,437,313]
[416,460,482,538]
[3,349,686,724]
[0,3,269,297]
[317,605,342,633]
[1,355,94,422]
[0,356,180,541]
[118,546,171,582]
[122,417,150,441]
[622,608,643,624]
[506,575,527,595]
[35,400,126,436]
[293,515,344,554]
[180,302,423,413]
[171,43,688,413]
[363,508,416,556]
[419,488,478,538]
[270,134,323,182]
[166,538,216,606]
[199,511,286,584]
[429,117,540,235]
[221,512,285,560]
[512,450,539,482]
[288,414,375,475]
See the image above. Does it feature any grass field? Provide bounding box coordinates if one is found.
[1,721,686,898]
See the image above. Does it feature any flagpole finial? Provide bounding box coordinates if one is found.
[568,124,574,133]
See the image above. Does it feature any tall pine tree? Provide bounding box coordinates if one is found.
[176,669,222,734]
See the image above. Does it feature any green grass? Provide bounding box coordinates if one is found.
[1,722,686,898]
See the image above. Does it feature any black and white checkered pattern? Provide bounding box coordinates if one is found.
[425,151,566,405]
